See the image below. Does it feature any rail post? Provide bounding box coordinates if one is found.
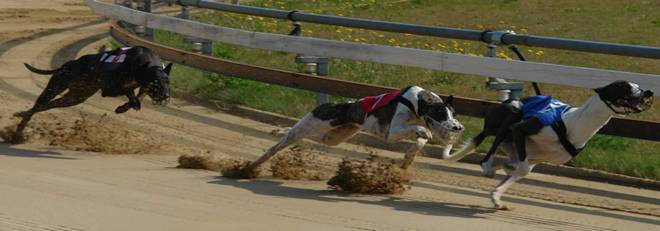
[289,17,330,105]
[483,30,523,101]
[142,0,154,40]
[179,5,212,55]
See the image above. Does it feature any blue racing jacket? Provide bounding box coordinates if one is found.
[521,96,571,126]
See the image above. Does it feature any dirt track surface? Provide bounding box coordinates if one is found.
[0,1,658,230]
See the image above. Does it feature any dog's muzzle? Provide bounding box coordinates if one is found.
[617,90,653,114]
[637,90,654,111]
[435,120,463,144]
[147,80,170,106]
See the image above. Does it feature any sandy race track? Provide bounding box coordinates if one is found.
[0,1,658,230]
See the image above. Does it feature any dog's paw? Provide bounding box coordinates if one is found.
[9,132,26,144]
[503,162,531,177]
[13,111,28,118]
[481,162,496,178]
[132,102,141,111]
[114,104,132,114]
[414,127,432,139]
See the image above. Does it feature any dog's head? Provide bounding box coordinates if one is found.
[595,80,653,115]
[138,62,172,105]
[417,91,464,143]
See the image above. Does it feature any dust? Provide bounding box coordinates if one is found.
[270,145,327,181]
[2,112,172,154]
[47,113,171,154]
[177,154,260,179]
[327,154,412,194]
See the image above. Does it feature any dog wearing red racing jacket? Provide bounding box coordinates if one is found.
[244,86,464,175]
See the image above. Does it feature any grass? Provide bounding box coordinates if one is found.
[138,0,659,179]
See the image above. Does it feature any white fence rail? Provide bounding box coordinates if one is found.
[86,0,660,92]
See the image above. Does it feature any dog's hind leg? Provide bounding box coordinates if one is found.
[480,137,504,178]
[480,120,517,177]
[318,124,360,146]
[490,163,536,210]
[13,77,69,140]
[14,84,97,142]
[30,86,97,113]
[246,113,334,172]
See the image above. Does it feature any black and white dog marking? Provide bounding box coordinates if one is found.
[12,46,171,141]
[246,86,464,172]
[442,80,654,209]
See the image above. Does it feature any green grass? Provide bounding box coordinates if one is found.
[141,0,659,179]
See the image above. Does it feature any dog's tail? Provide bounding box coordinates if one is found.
[440,131,487,161]
[24,63,58,75]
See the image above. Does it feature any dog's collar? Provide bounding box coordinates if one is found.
[395,94,417,117]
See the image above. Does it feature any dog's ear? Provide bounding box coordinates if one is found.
[445,95,454,107]
[164,63,173,75]
[594,86,603,94]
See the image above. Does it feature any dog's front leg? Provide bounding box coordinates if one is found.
[386,123,432,142]
[115,90,143,113]
[401,136,428,169]
[386,124,430,169]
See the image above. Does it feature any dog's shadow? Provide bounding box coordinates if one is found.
[0,143,74,159]
[208,177,496,218]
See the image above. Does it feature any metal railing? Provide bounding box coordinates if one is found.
[170,0,660,59]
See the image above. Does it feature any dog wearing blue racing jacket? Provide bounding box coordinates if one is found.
[441,80,654,210]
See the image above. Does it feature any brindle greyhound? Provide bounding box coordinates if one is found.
[442,80,654,209]
[244,86,464,174]
[12,46,171,142]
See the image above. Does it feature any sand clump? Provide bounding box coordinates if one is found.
[178,144,325,180]
[218,159,260,179]
[177,154,224,171]
[177,154,260,179]
[0,124,22,144]
[327,155,412,194]
[270,145,326,181]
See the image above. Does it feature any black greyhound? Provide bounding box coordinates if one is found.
[12,46,171,142]
[442,80,653,209]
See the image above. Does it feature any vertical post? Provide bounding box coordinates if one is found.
[191,42,203,53]
[202,40,213,55]
[181,5,190,19]
[178,5,212,55]
[316,60,330,105]
[129,0,138,9]
[485,44,510,102]
[143,0,154,40]
[290,19,330,105]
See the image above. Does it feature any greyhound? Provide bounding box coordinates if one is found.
[244,86,464,174]
[442,80,654,209]
[12,46,171,142]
